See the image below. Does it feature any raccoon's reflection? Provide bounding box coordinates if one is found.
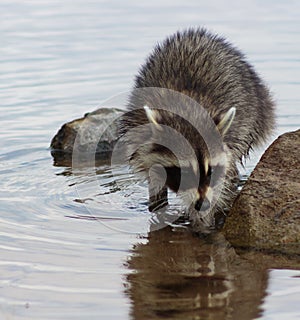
[125,227,268,320]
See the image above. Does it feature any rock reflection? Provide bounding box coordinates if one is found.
[125,227,268,320]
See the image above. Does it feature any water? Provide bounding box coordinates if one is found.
[1,0,300,319]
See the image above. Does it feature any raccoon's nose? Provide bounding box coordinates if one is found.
[194,198,210,211]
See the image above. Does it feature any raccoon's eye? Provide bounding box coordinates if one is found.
[207,166,213,177]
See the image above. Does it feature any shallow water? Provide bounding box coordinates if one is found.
[1,0,300,319]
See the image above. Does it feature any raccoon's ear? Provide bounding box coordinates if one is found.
[144,105,162,131]
[216,107,236,136]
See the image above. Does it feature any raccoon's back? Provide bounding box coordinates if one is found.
[132,28,275,159]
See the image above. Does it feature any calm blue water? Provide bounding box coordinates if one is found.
[0,1,299,319]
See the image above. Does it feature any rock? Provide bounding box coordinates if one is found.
[50,108,123,166]
[223,129,300,254]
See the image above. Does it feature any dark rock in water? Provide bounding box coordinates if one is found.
[223,129,300,254]
[50,108,123,166]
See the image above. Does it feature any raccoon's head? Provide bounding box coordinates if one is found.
[130,105,236,214]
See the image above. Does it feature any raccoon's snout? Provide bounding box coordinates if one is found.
[194,198,210,211]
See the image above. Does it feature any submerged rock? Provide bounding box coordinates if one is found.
[50,108,123,166]
[223,129,300,254]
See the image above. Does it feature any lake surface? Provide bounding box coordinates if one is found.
[1,0,300,319]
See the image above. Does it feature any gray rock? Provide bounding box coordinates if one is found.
[223,129,300,254]
[50,108,123,166]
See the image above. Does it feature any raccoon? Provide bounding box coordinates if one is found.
[119,28,275,232]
